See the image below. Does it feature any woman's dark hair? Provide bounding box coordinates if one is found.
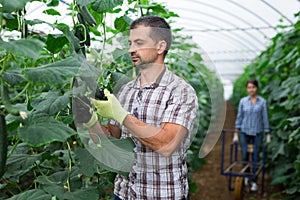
[130,16,172,56]
[246,79,259,88]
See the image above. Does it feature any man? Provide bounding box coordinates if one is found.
[77,16,198,199]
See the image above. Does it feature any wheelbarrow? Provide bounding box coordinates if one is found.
[220,130,267,200]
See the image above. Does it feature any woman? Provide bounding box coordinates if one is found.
[233,79,271,191]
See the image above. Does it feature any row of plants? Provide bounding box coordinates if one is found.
[231,12,300,199]
[0,0,223,199]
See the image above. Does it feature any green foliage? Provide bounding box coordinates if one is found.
[0,0,31,13]
[45,34,68,54]
[231,13,300,198]
[24,56,82,85]
[8,189,52,200]
[91,0,124,13]
[42,8,61,16]
[0,0,222,198]
[0,39,44,60]
[18,113,76,147]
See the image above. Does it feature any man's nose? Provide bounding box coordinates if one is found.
[128,44,136,53]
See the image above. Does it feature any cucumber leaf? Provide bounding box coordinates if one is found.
[7,189,51,200]
[18,112,76,147]
[0,39,44,60]
[1,0,31,13]
[91,0,123,13]
[31,91,70,115]
[24,56,81,85]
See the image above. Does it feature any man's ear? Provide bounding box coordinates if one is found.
[157,40,167,55]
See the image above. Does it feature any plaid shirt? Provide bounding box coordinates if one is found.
[113,68,198,200]
[235,96,270,135]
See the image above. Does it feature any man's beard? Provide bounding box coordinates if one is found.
[133,54,159,69]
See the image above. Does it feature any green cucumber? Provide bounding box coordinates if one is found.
[0,114,7,178]
[77,13,86,26]
[80,6,97,27]
[76,13,91,46]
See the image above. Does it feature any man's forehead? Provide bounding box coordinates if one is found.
[129,26,151,39]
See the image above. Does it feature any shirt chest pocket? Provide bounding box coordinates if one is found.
[253,104,263,113]
[143,101,167,124]
[243,104,262,114]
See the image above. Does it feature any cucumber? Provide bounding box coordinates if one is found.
[0,84,19,116]
[77,13,86,26]
[76,13,91,46]
[0,114,7,178]
[79,6,97,27]
[84,26,91,46]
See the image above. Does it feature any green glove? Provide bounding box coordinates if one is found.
[91,89,129,125]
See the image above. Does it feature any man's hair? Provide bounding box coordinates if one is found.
[130,16,172,56]
[246,79,259,88]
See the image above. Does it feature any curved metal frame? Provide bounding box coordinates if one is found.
[177,17,261,54]
[167,0,297,67]
[226,0,276,29]
[190,0,269,38]
[167,7,265,48]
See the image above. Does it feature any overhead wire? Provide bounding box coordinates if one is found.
[226,0,276,30]
[177,17,262,53]
[260,0,294,25]
[190,0,269,39]
[167,6,266,48]
[184,26,277,32]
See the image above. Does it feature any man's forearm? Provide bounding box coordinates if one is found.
[123,115,164,150]
[123,115,187,156]
[123,115,161,138]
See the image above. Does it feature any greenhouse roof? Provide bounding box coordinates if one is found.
[22,0,300,98]
[155,0,299,98]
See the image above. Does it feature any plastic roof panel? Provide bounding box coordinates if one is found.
[156,0,299,98]
[23,0,300,99]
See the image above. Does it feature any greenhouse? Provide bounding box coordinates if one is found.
[0,0,299,199]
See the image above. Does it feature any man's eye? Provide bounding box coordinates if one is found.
[136,42,143,45]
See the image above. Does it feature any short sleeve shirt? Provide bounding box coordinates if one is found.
[113,68,198,200]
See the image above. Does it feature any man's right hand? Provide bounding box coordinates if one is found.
[72,78,98,128]
[73,95,95,124]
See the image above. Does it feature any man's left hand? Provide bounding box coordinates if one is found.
[91,89,129,125]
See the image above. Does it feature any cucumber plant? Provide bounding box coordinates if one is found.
[231,12,300,199]
[0,0,221,199]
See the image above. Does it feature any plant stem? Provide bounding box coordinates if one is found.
[97,170,110,175]
[11,82,30,102]
[99,13,107,71]
[36,163,53,184]
[137,0,144,16]
[72,0,77,27]
[0,5,2,39]
[66,141,72,192]
[7,139,20,158]
[0,54,11,77]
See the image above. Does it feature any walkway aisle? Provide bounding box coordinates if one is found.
[190,101,234,200]
[190,101,283,200]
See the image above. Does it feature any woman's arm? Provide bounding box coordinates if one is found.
[262,100,271,143]
[235,99,244,131]
[233,99,243,142]
[262,100,270,134]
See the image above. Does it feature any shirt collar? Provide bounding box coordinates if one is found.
[247,95,261,101]
[131,67,169,89]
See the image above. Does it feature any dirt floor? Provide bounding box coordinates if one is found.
[190,102,283,200]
